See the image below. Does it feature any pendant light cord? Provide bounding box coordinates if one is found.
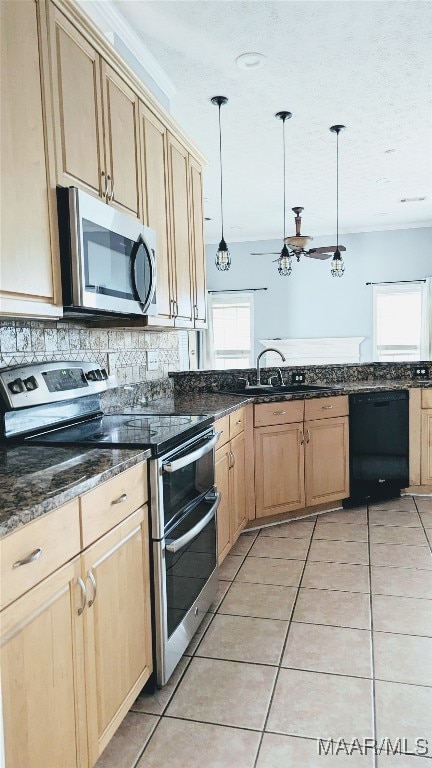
[218,104,224,240]
[282,116,286,240]
[336,131,339,250]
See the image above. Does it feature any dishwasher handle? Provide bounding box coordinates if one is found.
[163,432,221,473]
[165,492,221,553]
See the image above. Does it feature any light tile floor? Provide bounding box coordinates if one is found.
[96,496,432,768]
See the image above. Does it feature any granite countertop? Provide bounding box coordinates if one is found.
[0,445,150,539]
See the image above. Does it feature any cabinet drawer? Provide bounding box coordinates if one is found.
[0,499,80,610]
[215,415,230,449]
[254,400,304,427]
[80,462,147,547]
[304,395,349,421]
[230,407,245,439]
[421,389,432,409]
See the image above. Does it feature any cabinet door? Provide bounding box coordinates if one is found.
[215,445,231,564]
[101,63,141,217]
[254,423,305,518]
[189,156,207,328]
[305,416,349,507]
[1,558,87,768]
[0,0,61,316]
[421,409,432,485]
[167,133,194,327]
[82,508,152,764]
[230,431,247,542]
[50,5,104,196]
[140,104,174,325]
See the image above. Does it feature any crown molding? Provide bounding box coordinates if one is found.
[77,0,177,102]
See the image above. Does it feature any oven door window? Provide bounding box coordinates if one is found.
[162,441,214,529]
[165,497,217,638]
[82,219,153,306]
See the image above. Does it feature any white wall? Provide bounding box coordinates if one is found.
[205,227,432,361]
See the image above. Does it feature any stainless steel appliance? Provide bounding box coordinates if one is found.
[57,187,157,317]
[0,362,220,687]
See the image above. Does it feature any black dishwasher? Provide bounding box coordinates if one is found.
[345,390,409,505]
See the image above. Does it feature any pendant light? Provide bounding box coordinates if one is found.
[329,124,346,277]
[275,110,293,276]
[211,96,230,271]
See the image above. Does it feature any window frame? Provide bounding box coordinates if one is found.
[372,280,431,362]
[206,291,254,370]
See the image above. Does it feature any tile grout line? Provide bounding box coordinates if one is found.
[251,514,319,768]
[414,496,432,556]
[367,502,378,768]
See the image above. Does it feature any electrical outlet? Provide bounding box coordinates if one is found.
[411,364,430,379]
[146,350,159,371]
[291,370,305,384]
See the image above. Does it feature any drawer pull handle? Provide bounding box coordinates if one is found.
[13,548,42,568]
[77,577,87,616]
[306,428,311,443]
[322,405,334,410]
[273,410,286,415]
[300,431,305,445]
[87,570,97,608]
[112,493,128,505]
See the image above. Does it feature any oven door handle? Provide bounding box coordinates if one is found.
[165,492,221,553]
[163,432,221,473]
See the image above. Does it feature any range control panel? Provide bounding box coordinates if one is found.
[0,361,111,410]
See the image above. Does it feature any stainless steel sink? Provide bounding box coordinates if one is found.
[221,384,344,396]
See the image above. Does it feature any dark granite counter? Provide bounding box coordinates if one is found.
[0,445,150,538]
[107,392,254,418]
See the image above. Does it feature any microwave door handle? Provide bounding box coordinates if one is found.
[165,493,221,553]
[163,432,221,473]
[130,237,156,313]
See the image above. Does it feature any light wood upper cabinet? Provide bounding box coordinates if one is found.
[0,0,61,317]
[304,416,349,507]
[1,558,87,768]
[140,104,174,326]
[83,508,152,765]
[101,62,141,217]
[49,5,104,196]
[189,156,207,328]
[167,133,194,327]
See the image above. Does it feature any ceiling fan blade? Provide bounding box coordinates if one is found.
[250,252,280,256]
[308,245,346,255]
[305,251,333,260]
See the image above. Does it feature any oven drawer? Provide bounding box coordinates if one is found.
[0,498,80,609]
[80,461,147,547]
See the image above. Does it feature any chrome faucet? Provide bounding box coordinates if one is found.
[256,348,286,386]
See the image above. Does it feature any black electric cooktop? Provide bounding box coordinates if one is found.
[23,413,214,457]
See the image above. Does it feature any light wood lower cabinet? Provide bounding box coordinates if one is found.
[83,508,152,765]
[1,557,87,768]
[215,409,248,563]
[304,416,349,506]
[421,409,432,485]
[409,389,432,488]
[0,0,61,317]
[1,465,152,768]
[254,423,305,518]
[254,398,349,520]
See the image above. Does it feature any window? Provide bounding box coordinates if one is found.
[373,281,431,361]
[206,292,254,369]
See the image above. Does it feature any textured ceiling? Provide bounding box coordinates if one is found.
[115,0,432,242]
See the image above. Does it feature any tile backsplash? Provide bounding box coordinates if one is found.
[0,319,187,387]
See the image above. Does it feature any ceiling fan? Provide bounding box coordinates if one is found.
[251,206,347,262]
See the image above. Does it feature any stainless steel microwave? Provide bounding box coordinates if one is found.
[57,187,157,317]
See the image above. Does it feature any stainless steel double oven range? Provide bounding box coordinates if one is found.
[0,361,220,687]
